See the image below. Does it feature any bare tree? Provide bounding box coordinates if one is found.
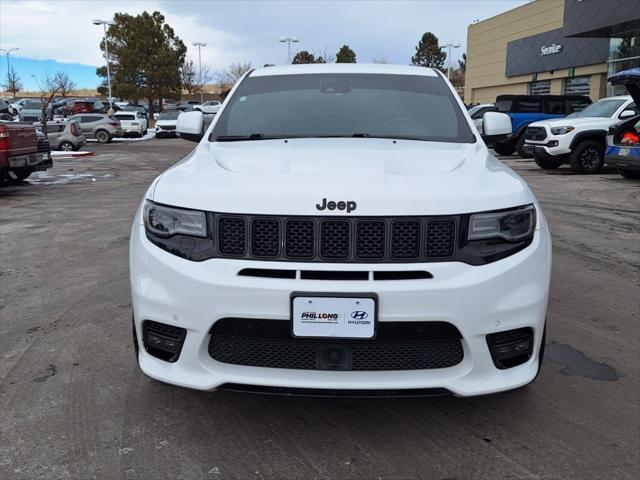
[3,68,23,98]
[181,58,197,94]
[33,72,63,136]
[313,49,334,64]
[213,70,230,94]
[53,70,76,98]
[193,65,212,95]
[372,57,390,64]
[228,62,253,83]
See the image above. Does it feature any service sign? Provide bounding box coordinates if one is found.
[292,295,376,339]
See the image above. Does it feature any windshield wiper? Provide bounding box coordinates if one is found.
[214,134,271,142]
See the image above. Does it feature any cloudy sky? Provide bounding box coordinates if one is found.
[0,0,527,91]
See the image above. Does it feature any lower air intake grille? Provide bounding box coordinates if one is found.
[208,319,464,371]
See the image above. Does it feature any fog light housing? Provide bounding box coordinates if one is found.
[142,320,187,363]
[486,327,534,369]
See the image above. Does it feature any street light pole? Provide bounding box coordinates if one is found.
[0,47,20,98]
[93,19,116,109]
[440,42,461,80]
[279,37,299,64]
[192,42,207,104]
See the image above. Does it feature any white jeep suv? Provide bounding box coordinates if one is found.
[524,96,638,173]
[130,64,551,397]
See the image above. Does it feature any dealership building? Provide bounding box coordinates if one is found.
[464,0,640,104]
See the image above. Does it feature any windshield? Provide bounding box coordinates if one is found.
[211,73,475,143]
[24,101,43,109]
[573,99,626,118]
[159,111,180,120]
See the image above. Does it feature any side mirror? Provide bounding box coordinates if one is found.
[481,111,512,146]
[176,110,205,142]
[619,109,636,119]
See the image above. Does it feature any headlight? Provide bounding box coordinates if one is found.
[143,201,207,238]
[550,126,574,135]
[468,205,536,242]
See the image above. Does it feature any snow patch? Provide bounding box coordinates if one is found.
[51,151,94,157]
[26,172,96,185]
[112,131,156,142]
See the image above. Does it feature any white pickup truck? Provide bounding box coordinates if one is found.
[524,95,639,173]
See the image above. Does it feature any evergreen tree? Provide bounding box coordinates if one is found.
[96,11,187,111]
[336,45,356,63]
[411,32,446,71]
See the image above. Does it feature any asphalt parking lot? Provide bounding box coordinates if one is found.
[1,138,638,480]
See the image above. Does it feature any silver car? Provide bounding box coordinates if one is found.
[69,114,122,143]
[19,100,52,123]
[36,121,86,151]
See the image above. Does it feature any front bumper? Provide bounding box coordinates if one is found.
[524,139,570,158]
[155,127,177,137]
[130,214,551,397]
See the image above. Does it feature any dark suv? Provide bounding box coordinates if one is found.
[493,94,592,157]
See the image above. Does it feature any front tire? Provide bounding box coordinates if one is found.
[95,130,110,144]
[569,140,604,174]
[619,169,640,179]
[494,142,516,156]
[534,156,562,169]
[516,135,532,158]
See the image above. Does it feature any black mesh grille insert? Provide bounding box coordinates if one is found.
[356,221,385,259]
[219,217,246,255]
[251,219,280,257]
[208,319,463,371]
[285,220,314,258]
[320,221,350,259]
[426,220,455,258]
[391,221,421,258]
[525,126,547,142]
[214,214,457,263]
[210,336,463,371]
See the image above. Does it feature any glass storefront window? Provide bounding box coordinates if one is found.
[607,37,640,96]
[564,76,591,96]
[529,80,551,95]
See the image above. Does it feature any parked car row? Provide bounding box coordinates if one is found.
[467,69,640,180]
[521,68,640,179]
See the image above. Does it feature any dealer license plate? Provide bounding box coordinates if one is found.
[291,294,376,339]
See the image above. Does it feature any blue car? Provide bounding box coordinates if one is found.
[492,94,592,157]
[605,68,640,179]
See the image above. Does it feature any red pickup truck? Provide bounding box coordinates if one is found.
[0,122,52,181]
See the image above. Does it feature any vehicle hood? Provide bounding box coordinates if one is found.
[152,138,531,216]
[156,120,177,127]
[530,116,613,129]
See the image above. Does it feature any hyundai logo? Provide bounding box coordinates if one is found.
[351,311,368,320]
